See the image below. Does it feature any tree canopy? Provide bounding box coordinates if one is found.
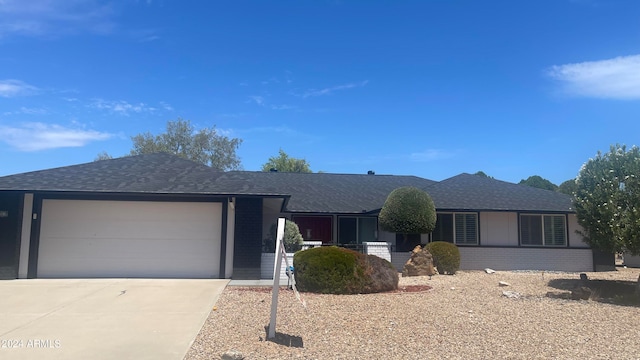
[574,144,640,255]
[379,186,437,236]
[130,118,242,171]
[94,151,113,161]
[261,149,312,173]
[557,179,578,196]
[474,171,492,178]
[519,175,558,191]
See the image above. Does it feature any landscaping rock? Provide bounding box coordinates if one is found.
[498,281,510,287]
[484,268,496,274]
[402,246,436,277]
[502,290,520,299]
[221,349,244,360]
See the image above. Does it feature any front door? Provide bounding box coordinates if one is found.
[0,193,21,279]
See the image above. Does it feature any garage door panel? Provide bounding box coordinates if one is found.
[38,200,222,278]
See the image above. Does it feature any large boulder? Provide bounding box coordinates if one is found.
[402,246,436,277]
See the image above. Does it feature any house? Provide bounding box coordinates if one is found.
[0,153,602,280]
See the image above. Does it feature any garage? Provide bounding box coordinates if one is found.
[36,199,222,278]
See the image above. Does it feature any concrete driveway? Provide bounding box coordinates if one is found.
[0,279,228,360]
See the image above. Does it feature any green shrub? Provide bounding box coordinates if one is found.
[262,220,304,253]
[293,246,399,294]
[424,241,460,275]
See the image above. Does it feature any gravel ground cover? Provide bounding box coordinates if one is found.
[186,268,640,360]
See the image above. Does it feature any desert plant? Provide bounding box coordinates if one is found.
[424,241,460,275]
[293,246,398,294]
[262,220,304,253]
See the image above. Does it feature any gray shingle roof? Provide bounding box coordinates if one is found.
[217,171,437,213]
[0,153,226,194]
[424,173,574,212]
[0,154,574,213]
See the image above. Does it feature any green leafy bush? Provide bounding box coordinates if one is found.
[293,246,399,294]
[424,241,460,275]
[262,220,304,253]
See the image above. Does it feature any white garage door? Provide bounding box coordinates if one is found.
[37,199,222,278]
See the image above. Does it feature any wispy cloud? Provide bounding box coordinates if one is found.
[88,99,173,116]
[3,106,48,116]
[0,122,112,151]
[547,54,640,100]
[0,79,39,97]
[0,0,116,38]
[246,95,295,110]
[410,149,455,162]
[298,80,369,98]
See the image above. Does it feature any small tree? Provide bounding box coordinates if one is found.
[379,187,437,249]
[575,144,640,255]
[130,118,243,171]
[519,175,558,191]
[261,149,312,173]
[94,151,113,161]
[263,220,304,253]
[557,178,578,196]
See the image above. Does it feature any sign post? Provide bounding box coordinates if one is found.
[267,218,286,339]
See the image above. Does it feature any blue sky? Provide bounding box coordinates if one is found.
[1,0,639,184]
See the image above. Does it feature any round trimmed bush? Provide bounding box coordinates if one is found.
[424,241,460,275]
[293,246,399,294]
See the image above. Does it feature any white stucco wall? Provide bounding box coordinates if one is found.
[567,214,589,248]
[480,212,518,246]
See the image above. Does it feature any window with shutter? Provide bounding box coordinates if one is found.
[520,214,566,247]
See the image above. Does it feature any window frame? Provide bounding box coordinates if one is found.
[430,212,479,246]
[337,216,378,245]
[519,214,568,247]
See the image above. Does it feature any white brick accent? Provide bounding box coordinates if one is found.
[458,247,593,272]
[260,252,296,281]
[302,241,322,250]
[364,242,391,262]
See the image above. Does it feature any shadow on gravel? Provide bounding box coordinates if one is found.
[263,326,304,348]
[547,277,640,307]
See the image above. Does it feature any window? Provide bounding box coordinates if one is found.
[431,213,478,245]
[520,214,566,246]
[338,217,377,245]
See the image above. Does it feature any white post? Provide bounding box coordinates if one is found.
[268,218,286,339]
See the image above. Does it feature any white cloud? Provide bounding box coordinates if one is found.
[0,79,38,97]
[0,0,115,38]
[299,80,369,98]
[0,122,112,151]
[246,95,294,110]
[410,149,455,162]
[89,99,172,116]
[3,106,47,116]
[547,54,640,100]
[247,95,265,106]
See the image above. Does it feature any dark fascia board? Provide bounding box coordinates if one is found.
[436,208,577,214]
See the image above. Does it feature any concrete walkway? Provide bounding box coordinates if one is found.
[0,279,228,360]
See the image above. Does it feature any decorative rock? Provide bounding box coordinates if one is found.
[498,281,510,287]
[502,290,520,299]
[484,268,496,274]
[222,350,245,360]
[402,246,436,277]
